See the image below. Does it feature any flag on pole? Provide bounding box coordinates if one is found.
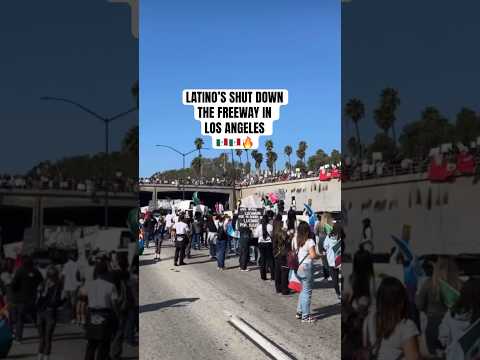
[439,279,460,309]
[192,192,200,206]
[333,239,342,268]
[391,235,413,262]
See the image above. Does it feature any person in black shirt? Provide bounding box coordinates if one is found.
[238,226,251,271]
[10,255,43,343]
[287,207,296,231]
[36,265,62,360]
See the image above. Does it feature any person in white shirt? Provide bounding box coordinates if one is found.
[254,215,274,281]
[295,221,318,323]
[173,215,189,266]
[80,261,118,360]
[324,224,342,300]
[62,253,81,323]
[362,277,421,360]
[438,278,480,360]
[164,211,174,239]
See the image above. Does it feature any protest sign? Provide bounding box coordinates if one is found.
[238,207,264,232]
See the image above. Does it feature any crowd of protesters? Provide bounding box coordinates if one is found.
[139,207,343,324]
[139,168,327,188]
[0,248,138,360]
[0,173,137,193]
[342,237,480,359]
[343,142,480,183]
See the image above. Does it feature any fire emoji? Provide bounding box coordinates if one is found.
[243,137,253,149]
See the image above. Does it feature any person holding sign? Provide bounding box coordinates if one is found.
[254,215,274,281]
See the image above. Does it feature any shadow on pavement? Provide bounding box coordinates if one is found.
[311,303,341,320]
[140,298,200,314]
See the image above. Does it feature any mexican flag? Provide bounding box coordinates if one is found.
[193,192,200,206]
[333,239,342,268]
[439,279,460,309]
[126,208,139,238]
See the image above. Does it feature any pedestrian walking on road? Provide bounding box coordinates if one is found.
[81,261,118,360]
[238,226,251,271]
[36,265,62,360]
[192,213,203,250]
[173,215,189,266]
[216,216,228,270]
[324,224,342,300]
[295,222,317,323]
[255,215,274,281]
[272,217,290,295]
[206,216,218,260]
[10,255,43,343]
[153,216,165,261]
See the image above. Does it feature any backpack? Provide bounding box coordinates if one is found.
[217,223,227,241]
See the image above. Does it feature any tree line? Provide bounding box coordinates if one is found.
[151,137,341,181]
[345,88,480,161]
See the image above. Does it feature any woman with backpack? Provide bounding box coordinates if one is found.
[272,216,290,295]
[255,215,274,281]
[36,265,63,360]
[293,221,318,323]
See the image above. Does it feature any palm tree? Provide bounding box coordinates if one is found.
[284,145,292,170]
[244,149,250,174]
[271,151,278,174]
[374,106,392,135]
[235,149,243,174]
[251,150,263,175]
[296,141,308,166]
[122,125,138,157]
[194,137,204,177]
[265,140,274,153]
[345,98,365,156]
[380,88,400,145]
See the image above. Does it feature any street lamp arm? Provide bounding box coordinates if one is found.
[40,96,106,122]
[156,144,184,156]
[108,106,138,122]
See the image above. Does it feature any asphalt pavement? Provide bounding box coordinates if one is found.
[140,241,340,360]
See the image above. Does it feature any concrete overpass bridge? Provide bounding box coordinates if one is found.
[139,183,236,209]
[0,189,136,245]
[140,177,341,212]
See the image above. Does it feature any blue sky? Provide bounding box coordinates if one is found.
[140,0,340,177]
[342,0,480,146]
[0,0,137,174]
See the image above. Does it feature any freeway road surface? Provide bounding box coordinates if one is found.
[140,243,340,360]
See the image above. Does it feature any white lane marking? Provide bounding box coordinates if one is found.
[227,313,294,360]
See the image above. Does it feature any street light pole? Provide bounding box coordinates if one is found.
[156,145,211,201]
[41,96,137,228]
[230,148,237,211]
